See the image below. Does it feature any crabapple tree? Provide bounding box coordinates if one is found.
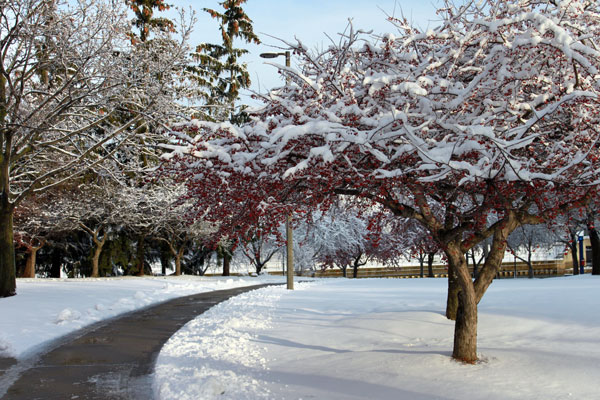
[165,0,600,363]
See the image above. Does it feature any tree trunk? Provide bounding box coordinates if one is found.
[22,244,43,278]
[447,245,478,363]
[222,252,231,276]
[160,250,170,276]
[353,263,359,278]
[588,226,600,275]
[0,207,16,297]
[341,265,347,278]
[22,249,35,278]
[91,244,102,278]
[91,235,107,278]
[569,235,579,275]
[174,255,181,276]
[473,231,513,303]
[427,252,434,277]
[453,286,478,363]
[136,235,145,277]
[418,254,425,278]
[446,260,460,320]
[175,246,185,276]
[50,250,62,278]
[471,249,479,279]
[452,216,518,363]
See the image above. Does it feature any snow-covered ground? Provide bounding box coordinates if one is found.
[154,275,600,400]
[0,275,286,359]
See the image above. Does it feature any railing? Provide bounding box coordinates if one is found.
[293,260,569,279]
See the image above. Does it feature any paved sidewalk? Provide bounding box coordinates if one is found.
[0,284,273,400]
[0,359,16,382]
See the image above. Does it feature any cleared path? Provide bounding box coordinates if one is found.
[0,284,272,400]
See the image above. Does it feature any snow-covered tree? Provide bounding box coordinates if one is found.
[66,182,129,278]
[152,183,216,276]
[384,215,442,277]
[0,0,191,296]
[127,0,174,43]
[165,0,600,363]
[306,205,406,278]
[582,201,600,275]
[238,228,281,275]
[13,185,80,277]
[309,208,368,277]
[550,211,587,275]
[507,224,557,278]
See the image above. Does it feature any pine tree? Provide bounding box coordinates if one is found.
[189,0,260,121]
[126,0,174,43]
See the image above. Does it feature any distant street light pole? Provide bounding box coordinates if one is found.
[259,51,294,290]
[259,51,290,71]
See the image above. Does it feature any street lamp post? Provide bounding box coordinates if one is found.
[259,51,290,70]
[259,51,294,290]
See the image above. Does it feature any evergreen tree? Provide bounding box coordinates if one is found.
[190,0,260,121]
[127,0,174,43]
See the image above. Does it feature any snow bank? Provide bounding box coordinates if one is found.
[154,285,285,400]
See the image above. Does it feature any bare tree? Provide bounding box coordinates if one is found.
[507,224,557,278]
[238,230,280,275]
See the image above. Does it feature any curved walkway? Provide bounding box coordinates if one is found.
[0,284,273,400]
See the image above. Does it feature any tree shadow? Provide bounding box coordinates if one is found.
[255,334,452,358]
[265,368,452,400]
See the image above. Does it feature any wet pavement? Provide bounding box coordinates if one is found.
[0,284,273,399]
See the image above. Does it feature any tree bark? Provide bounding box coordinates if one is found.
[22,249,35,278]
[50,250,62,278]
[449,216,517,363]
[174,246,185,276]
[0,206,16,297]
[91,243,102,278]
[447,245,478,363]
[91,234,107,278]
[222,252,231,276]
[446,260,460,320]
[588,225,600,275]
[473,228,513,303]
[160,250,170,276]
[0,75,16,297]
[471,249,479,279]
[427,252,435,277]
[570,233,579,275]
[353,263,359,278]
[453,286,478,363]
[136,235,145,277]
[527,252,534,279]
[22,243,43,278]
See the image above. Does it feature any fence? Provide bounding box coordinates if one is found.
[280,260,571,279]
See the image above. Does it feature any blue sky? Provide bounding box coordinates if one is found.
[172,1,442,101]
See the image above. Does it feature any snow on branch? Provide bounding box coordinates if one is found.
[164,0,600,243]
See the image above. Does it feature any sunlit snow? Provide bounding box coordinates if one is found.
[155,276,600,400]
